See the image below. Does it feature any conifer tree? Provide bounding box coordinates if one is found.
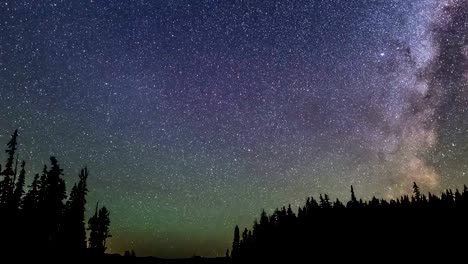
[62,167,89,253]
[231,225,240,258]
[88,204,112,254]
[11,160,26,211]
[413,182,421,202]
[347,185,359,208]
[22,173,41,213]
[0,130,18,207]
[42,156,66,249]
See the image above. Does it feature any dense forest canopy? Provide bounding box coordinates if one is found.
[231,183,468,260]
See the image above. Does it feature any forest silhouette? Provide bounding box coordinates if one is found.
[231,185,468,261]
[0,130,111,259]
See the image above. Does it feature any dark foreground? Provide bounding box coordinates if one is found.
[97,255,231,264]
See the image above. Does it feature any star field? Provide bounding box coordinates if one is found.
[0,0,467,258]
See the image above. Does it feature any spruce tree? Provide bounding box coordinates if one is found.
[320,194,331,209]
[42,156,66,249]
[38,165,48,204]
[62,167,89,254]
[0,130,18,207]
[2,130,18,176]
[11,160,26,211]
[231,225,240,258]
[88,204,112,254]
[413,182,421,202]
[347,185,359,208]
[23,173,41,213]
[334,198,345,209]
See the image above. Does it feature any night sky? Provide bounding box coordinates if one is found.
[0,0,467,258]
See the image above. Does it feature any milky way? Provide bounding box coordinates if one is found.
[0,0,466,258]
[365,0,467,196]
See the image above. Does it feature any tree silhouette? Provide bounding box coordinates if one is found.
[61,167,89,254]
[11,160,26,212]
[346,185,358,209]
[0,129,112,258]
[41,156,67,250]
[88,204,112,254]
[2,130,18,176]
[0,130,18,208]
[232,184,468,261]
[38,165,48,204]
[333,198,345,209]
[413,182,421,202]
[319,194,332,209]
[231,225,240,259]
[22,173,40,213]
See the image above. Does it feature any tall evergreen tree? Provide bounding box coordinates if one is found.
[98,206,112,253]
[62,167,89,254]
[231,225,240,259]
[88,204,112,254]
[38,165,48,204]
[2,129,18,177]
[413,182,421,202]
[11,160,26,211]
[347,185,359,208]
[22,173,41,217]
[0,130,18,207]
[42,156,66,249]
[320,194,332,209]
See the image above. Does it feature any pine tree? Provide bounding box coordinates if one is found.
[97,206,111,252]
[2,130,18,177]
[297,207,304,219]
[240,228,250,258]
[62,167,89,254]
[22,173,41,213]
[347,185,359,208]
[88,204,111,254]
[0,130,18,207]
[369,196,380,208]
[320,194,331,209]
[38,165,48,204]
[334,198,345,209]
[11,160,26,211]
[88,204,100,252]
[413,182,421,202]
[20,170,43,254]
[304,196,319,217]
[287,204,295,217]
[260,209,269,227]
[231,225,240,258]
[42,156,66,249]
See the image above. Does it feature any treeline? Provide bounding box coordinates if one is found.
[0,130,111,257]
[231,184,468,260]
